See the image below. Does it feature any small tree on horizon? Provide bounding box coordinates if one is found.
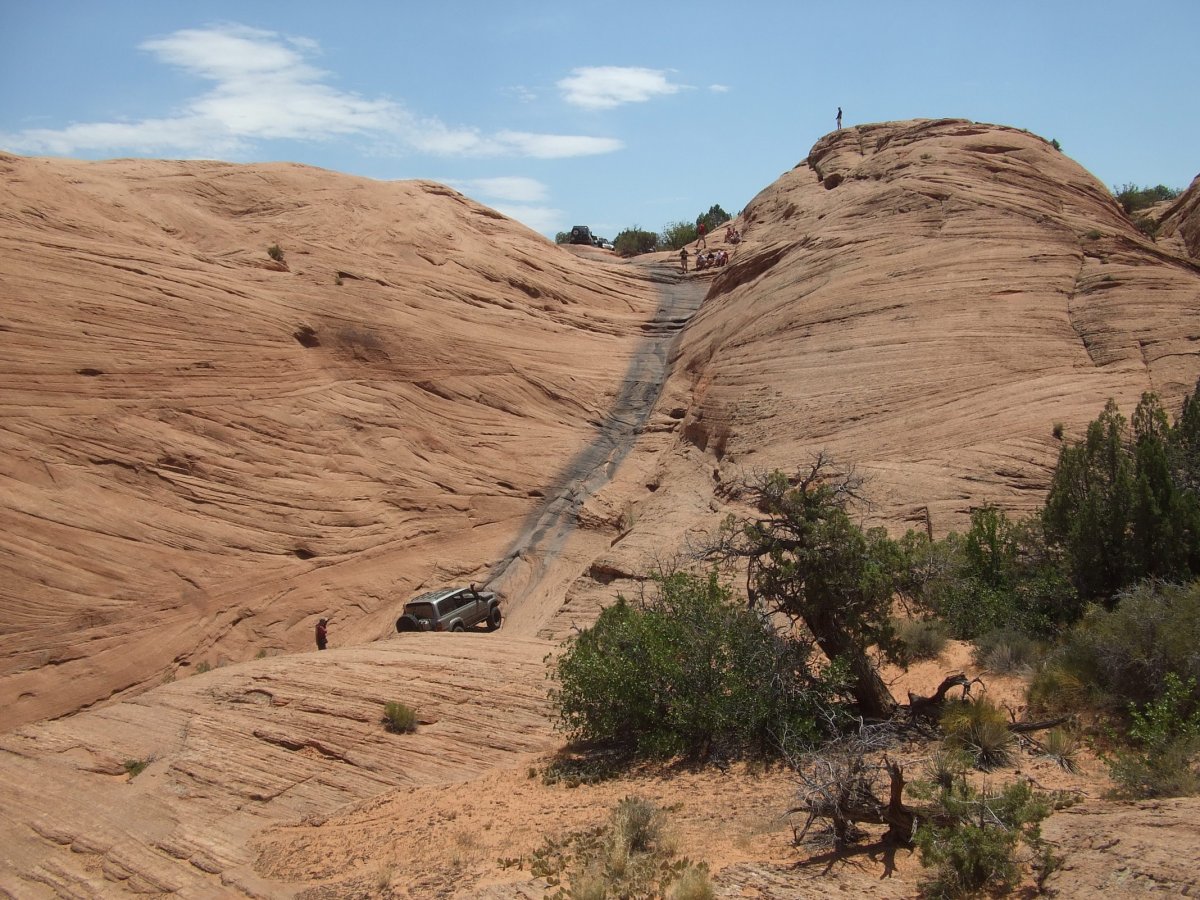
[696,204,732,234]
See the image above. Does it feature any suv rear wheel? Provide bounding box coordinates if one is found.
[486,607,502,631]
[451,622,466,632]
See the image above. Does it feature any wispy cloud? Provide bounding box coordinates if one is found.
[451,177,562,235]
[491,204,564,236]
[494,131,623,158]
[558,66,683,110]
[0,24,620,161]
[709,84,731,94]
[457,176,550,204]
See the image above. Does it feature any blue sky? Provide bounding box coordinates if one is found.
[2,1,1197,239]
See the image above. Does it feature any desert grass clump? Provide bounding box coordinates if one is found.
[940,699,1016,770]
[972,627,1043,675]
[894,617,949,663]
[194,660,212,675]
[1040,727,1081,773]
[517,796,705,899]
[668,865,714,900]
[123,758,151,779]
[267,243,285,262]
[382,701,418,734]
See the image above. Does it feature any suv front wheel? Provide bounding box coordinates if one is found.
[486,607,503,631]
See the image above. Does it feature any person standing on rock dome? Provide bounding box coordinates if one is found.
[836,107,843,130]
[679,247,689,273]
[315,618,328,651]
[696,221,707,249]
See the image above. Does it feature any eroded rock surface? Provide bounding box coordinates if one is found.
[2,121,1199,896]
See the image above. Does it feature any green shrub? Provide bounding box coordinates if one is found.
[920,508,1076,640]
[1039,580,1200,712]
[914,779,1056,899]
[1106,672,1200,798]
[1052,421,1065,439]
[123,758,151,779]
[660,220,698,250]
[551,572,836,759]
[894,617,949,663]
[612,227,658,257]
[382,701,418,734]
[267,243,285,262]
[1134,216,1160,240]
[194,660,212,675]
[940,699,1015,770]
[1113,182,1180,214]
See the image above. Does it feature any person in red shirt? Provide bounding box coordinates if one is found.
[315,618,328,650]
[697,222,707,249]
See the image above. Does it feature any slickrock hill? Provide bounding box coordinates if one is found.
[649,119,1200,538]
[0,153,663,729]
[2,120,1199,896]
[1161,173,1200,258]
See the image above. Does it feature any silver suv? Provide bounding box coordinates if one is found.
[395,585,502,633]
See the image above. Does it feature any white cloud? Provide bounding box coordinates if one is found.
[0,24,620,161]
[491,204,565,236]
[494,130,624,159]
[458,177,550,204]
[709,84,731,94]
[557,66,682,110]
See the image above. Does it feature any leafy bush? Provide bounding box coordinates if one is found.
[612,227,658,257]
[1106,672,1200,798]
[1113,182,1180,214]
[551,572,836,759]
[382,701,418,734]
[194,660,212,675]
[660,221,698,250]
[267,243,285,262]
[894,617,948,663]
[123,758,151,779]
[1034,580,1200,714]
[913,779,1058,899]
[920,508,1076,639]
[940,699,1015,770]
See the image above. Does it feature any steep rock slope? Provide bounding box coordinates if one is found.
[1160,172,1200,259]
[652,119,1200,538]
[3,122,1199,897]
[0,153,659,728]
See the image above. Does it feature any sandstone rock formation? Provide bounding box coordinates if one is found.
[654,119,1200,540]
[1160,173,1200,259]
[2,120,1198,896]
[0,153,661,729]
